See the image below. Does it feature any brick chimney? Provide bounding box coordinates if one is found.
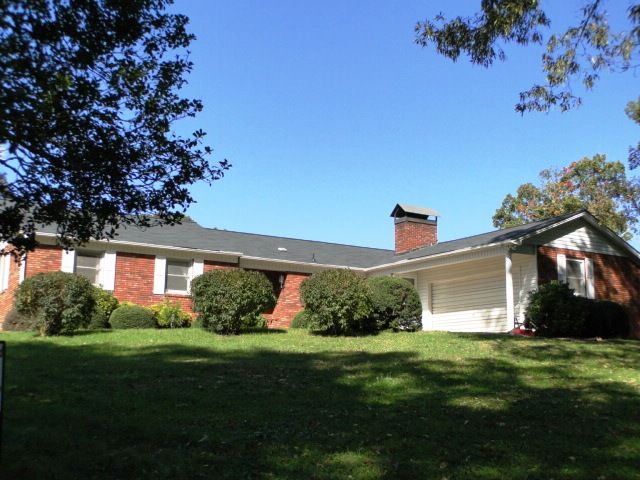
[391,204,439,255]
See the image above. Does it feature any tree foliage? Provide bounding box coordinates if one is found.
[415,1,640,167]
[493,154,639,239]
[0,0,229,253]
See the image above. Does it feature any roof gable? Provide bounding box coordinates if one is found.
[524,218,625,256]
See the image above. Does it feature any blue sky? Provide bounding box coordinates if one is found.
[171,0,639,250]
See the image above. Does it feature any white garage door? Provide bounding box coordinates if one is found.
[431,274,508,333]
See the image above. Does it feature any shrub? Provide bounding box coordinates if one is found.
[88,287,119,329]
[2,309,37,331]
[525,281,588,337]
[368,276,422,331]
[290,310,312,329]
[526,281,631,338]
[300,269,373,335]
[191,269,276,334]
[109,304,156,329]
[584,300,629,338]
[243,313,267,330]
[150,300,191,328]
[15,271,95,335]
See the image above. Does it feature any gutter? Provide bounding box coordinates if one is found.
[239,255,367,272]
[366,241,516,273]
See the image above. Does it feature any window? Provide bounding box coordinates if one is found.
[166,259,191,293]
[566,258,586,297]
[75,251,103,285]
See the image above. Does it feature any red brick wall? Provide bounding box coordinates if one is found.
[111,252,192,312]
[26,245,62,277]
[0,245,309,328]
[394,220,437,254]
[537,246,640,337]
[263,273,309,328]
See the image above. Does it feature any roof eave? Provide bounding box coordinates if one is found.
[366,240,516,273]
[35,232,244,258]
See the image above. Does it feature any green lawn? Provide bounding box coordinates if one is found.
[0,329,638,479]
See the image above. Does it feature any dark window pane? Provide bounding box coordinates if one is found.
[566,259,582,279]
[166,274,189,292]
[76,266,98,284]
[76,254,101,269]
[167,261,190,276]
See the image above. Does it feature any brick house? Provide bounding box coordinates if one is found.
[1,205,639,335]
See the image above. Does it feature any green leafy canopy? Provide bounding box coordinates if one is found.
[0,0,230,253]
[415,1,640,167]
[492,154,639,240]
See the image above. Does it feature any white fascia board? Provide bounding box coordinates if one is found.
[515,211,588,245]
[239,255,367,272]
[35,232,243,258]
[367,243,513,275]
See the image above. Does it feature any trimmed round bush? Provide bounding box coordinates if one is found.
[191,269,276,334]
[151,300,191,328]
[88,287,119,329]
[290,310,312,329]
[15,271,95,335]
[525,281,589,337]
[300,269,373,335]
[368,276,422,331]
[109,304,156,329]
[2,309,37,331]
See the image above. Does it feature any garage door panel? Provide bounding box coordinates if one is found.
[431,274,507,332]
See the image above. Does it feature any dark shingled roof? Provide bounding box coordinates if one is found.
[38,210,588,269]
[40,220,399,268]
[391,210,584,263]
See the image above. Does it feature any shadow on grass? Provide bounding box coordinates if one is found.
[2,335,639,479]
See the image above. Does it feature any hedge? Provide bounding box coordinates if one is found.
[191,269,276,334]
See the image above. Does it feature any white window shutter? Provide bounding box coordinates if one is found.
[153,256,166,294]
[192,259,204,279]
[557,254,566,283]
[61,249,76,273]
[585,257,595,299]
[101,251,117,291]
[1,254,9,291]
[19,255,26,284]
[189,259,204,293]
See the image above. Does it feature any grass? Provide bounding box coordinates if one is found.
[0,328,639,479]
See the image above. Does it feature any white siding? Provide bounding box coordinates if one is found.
[416,256,509,333]
[531,220,624,256]
[512,253,538,325]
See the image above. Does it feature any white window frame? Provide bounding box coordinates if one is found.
[74,250,105,287]
[164,258,193,295]
[557,254,595,299]
[565,258,587,297]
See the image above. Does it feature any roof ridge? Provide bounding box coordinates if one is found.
[198,225,395,253]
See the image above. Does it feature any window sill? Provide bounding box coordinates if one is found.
[165,290,190,297]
